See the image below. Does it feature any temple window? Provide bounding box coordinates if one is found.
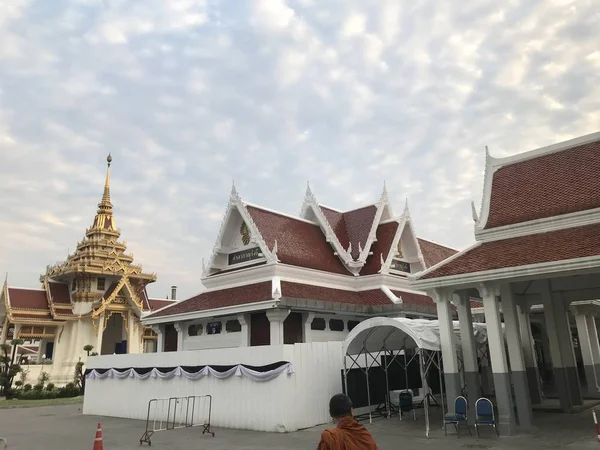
[225,320,242,333]
[188,324,203,336]
[207,322,222,335]
[97,277,106,290]
[71,279,77,291]
[311,318,326,331]
[329,319,344,332]
[348,320,360,331]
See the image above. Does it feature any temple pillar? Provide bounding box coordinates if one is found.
[303,312,315,344]
[501,285,533,428]
[238,314,249,347]
[266,309,290,346]
[540,281,582,410]
[96,314,105,354]
[574,313,600,392]
[480,283,517,436]
[454,291,480,424]
[174,322,184,352]
[11,324,21,364]
[588,316,600,391]
[152,325,165,352]
[517,302,543,404]
[432,289,460,412]
[0,317,8,344]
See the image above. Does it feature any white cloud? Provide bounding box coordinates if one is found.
[0,0,598,298]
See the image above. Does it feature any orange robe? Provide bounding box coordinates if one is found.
[317,417,378,450]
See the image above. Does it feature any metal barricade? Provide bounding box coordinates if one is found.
[140,395,214,445]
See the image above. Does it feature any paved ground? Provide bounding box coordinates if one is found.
[0,403,599,449]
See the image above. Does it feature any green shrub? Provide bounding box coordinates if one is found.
[14,380,23,389]
[33,383,44,392]
[46,383,55,391]
[24,383,32,391]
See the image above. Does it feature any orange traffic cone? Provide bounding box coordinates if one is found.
[93,423,103,450]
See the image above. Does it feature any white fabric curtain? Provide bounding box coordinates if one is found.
[86,363,295,382]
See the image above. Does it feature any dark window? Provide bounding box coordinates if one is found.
[348,320,360,331]
[188,324,202,336]
[226,320,242,332]
[311,318,326,330]
[72,279,77,291]
[329,319,344,332]
[207,322,222,335]
[97,277,106,290]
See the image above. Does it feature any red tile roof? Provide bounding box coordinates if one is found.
[246,206,350,275]
[418,238,458,268]
[48,282,71,304]
[485,140,600,229]
[281,282,392,306]
[470,299,484,309]
[7,288,49,311]
[146,282,273,318]
[103,282,120,300]
[361,221,399,275]
[421,223,600,279]
[12,312,54,320]
[391,290,435,308]
[148,299,176,311]
[321,205,378,260]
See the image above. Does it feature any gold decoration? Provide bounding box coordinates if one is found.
[396,241,403,259]
[240,222,250,246]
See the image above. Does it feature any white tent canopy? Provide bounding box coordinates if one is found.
[343,317,489,355]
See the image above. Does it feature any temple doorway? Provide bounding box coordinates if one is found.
[164,324,178,352]
[284,312,303,344]
[101,313,128,355]
[250,312,270,346]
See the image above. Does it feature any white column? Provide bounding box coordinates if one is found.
[454,291,480,424]
[0,317,8,344]
[480,283,516,436]
[266,309,290,346]
[574,313,600,392]
[238,314,249,347]
[517,302,543,404]
[431,289,461,412]
[303,312,315,344]
[174,322,184,352]
[500,285,533,428]
[540,281,580,411]
[587,315,600,390]
[96,314,105,354]
[152,324,165,352]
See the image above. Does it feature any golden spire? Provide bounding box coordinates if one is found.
[98,154,113,215]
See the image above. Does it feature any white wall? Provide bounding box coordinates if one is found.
[83,342,344,432]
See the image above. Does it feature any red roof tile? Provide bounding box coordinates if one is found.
[281,282,392,306]
[485,140,600,229]
[391,290,434,308]
[417,238,458,268]
[470,299,484,309]
[361,221,399,275]
[103,282,120,300]
[8,288,49,311]
[146,282,273,318]
[246,206,350,275]
[321,205,378,260]
[148,299,175,311]
[421,223,600,279]
[48,282,71,304]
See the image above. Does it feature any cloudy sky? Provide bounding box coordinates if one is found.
[0,0,599,300]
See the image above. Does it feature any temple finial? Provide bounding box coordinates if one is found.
[471,200,479,222]
[97,153,113,214]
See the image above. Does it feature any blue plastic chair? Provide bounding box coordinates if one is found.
[444,396,471,437]
[475,397,498,437]
[399,390,416,420]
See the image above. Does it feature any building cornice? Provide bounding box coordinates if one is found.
[474,206,600,242]
[411,254,600,291]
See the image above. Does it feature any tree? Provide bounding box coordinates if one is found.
[83,345,94,356]
[0,339,24,397]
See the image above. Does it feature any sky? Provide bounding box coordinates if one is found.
[0,0,599,300]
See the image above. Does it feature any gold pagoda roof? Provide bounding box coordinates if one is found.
[42,154,157,282]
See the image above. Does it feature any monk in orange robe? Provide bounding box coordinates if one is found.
[317,394,378,450]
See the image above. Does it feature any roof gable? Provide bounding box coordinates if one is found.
[361,221,400,275]
[7,288,49,311]
[478,135,600,231]
[246,205,351,275]
[418,238,458,268]
[321,205,378,260]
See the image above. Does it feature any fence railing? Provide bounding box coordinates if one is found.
[139,395,214,446]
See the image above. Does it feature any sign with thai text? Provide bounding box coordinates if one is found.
[391,260,411,273]
[228,247,263,265]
